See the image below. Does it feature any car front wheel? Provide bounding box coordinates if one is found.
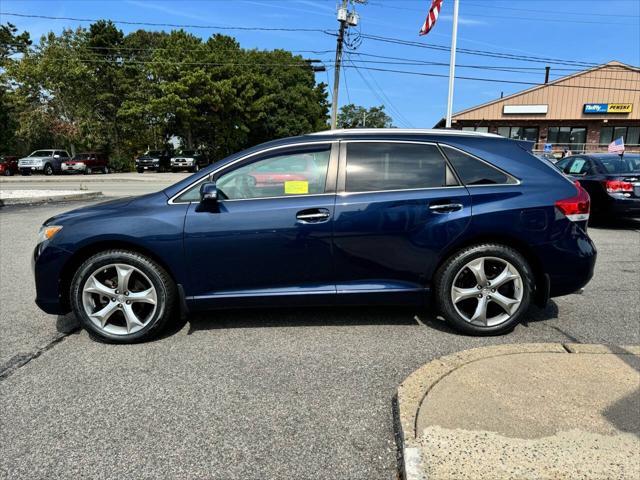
[434,244,533,336]
[43,163,54,176]
[70,250,176,343]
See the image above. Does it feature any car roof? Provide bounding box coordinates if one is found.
[308,128,501,138]
[571,153,640,160]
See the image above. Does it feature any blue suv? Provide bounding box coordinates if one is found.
[33,129,596,343]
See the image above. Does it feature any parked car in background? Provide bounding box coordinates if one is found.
[555,153,640,219]
[62,152,110,174]
[18,149,70,175]
[170,150,209,172]
[0,155,19,176]
[535,152,559,164]
[135,150,171,173]
[32,129,596,343]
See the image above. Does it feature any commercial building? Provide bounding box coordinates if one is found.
[436,61,640,153]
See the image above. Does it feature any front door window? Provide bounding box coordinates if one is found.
[217,147,331,200]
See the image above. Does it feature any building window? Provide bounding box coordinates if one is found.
[461,126,489,133]
[497,126,539,142]
[547,127,587,147]
[600,126,640,145]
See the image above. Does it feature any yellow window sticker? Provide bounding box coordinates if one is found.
[284,180,309,195]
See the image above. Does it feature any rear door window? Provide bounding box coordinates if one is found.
[344,142,450,192]
[441,146,515,185]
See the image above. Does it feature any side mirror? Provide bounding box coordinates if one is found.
[53,154,60,159]
[200,182,218,203]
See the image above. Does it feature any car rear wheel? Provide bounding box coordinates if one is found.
[3,169,11,176]
[434,244,533,335]
[192,164,200,173]
[84,167,92,175]
[43,163,54,176]
[103,166,110,174]
[70,250,176,343]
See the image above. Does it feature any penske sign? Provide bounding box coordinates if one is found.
[584,103,633,114]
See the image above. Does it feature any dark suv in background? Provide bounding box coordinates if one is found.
[32,129,596,343]
[135,150,171,173]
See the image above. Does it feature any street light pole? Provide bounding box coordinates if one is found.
[330,0,348,130]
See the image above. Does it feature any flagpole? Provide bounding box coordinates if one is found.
[445,0,459,128]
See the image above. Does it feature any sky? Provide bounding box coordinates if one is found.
[1,0,639,127]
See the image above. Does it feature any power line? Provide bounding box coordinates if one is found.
[358,33,601,67]
[345,55,412,128]
[0,12,332,32]
[340,64,640,93]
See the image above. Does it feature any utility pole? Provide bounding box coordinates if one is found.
[331,0,349,130]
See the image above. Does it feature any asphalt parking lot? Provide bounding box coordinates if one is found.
[1,193,639,479]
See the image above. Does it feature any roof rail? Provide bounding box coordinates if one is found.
[308,128,501,138]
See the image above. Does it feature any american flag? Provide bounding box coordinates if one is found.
[608,137,625,153]
[419,0,444,36]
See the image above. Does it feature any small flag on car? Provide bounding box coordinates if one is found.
[419,0,444,36]
[608,137,625,154]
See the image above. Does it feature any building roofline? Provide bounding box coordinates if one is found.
[450,61,640,119]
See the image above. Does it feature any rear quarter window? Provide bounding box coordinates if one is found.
[441,145,515,185]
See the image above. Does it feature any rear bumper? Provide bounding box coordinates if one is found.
[605,197,640,218]
[535,222,597,297]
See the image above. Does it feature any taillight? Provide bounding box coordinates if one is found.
[555,181,590,222]
[603,179,633,193]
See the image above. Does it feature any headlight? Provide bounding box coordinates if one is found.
[38,225,63,243]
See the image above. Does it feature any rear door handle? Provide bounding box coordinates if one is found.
[429,203,463,213]
[296,208,331,223]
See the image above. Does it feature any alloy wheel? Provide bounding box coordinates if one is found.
[450,256,523,327]
[82,263,158,335]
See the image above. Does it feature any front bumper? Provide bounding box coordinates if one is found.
[33,243,73,315]
[171,159,195,168]
[61,163,86,173]
[19,165,44,172]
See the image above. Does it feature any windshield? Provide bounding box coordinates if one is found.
[73,153,94,160]
[146,151,162,157]
[29,150,54,157]
[599,156,640,174]
[178,150,196,156]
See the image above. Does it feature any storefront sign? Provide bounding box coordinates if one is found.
[503,105,548,114]
[583,103,633,114]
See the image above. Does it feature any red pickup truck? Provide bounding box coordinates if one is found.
[62,152,110,174]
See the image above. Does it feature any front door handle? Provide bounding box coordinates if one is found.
[429,202,463,213]
[296,208,331,223]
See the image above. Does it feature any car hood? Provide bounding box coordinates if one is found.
[43,191,167,226]
[137,155,160,160]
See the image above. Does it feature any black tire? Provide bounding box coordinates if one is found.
[84,167,92,175]
[434,244,534,336]
[137,168,144,174]
[70,250,177,343]
[43,163,54,176]
[4,169,12,176]
[192,164,200,173]
[103,166,110,174]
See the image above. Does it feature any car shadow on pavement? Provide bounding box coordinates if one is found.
[182,301,561,337]
[56,313,80,335]
[602,345,640,438]
[589,217,640,230]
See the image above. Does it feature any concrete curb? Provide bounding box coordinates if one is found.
[0,191,102,206]
[395,343,640,480]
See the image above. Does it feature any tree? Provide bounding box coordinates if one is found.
[337,104,393,129]
[0,23,31,153]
